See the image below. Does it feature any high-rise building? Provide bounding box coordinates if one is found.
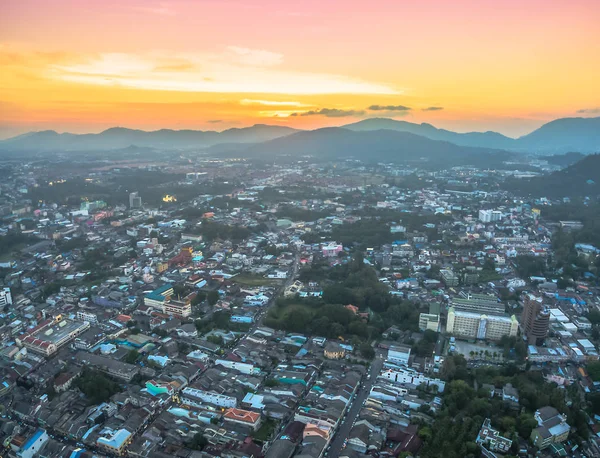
[521,294,550,345]
[446,307,518,341]
[479,209,502,223]
[0,287,12,308]
[129,191,142,209]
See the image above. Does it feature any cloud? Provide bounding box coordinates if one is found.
[240,99,311,107]
[132,2,176,16]
[368,105,411,111]
[207,120,222,123]
[290,108,365,118]
[422,106,444,111]
[226,46,284,67]
[577,108,600,114]
[48,49,398,95]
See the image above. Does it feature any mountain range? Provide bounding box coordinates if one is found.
[505,154,600,198]
[0,116,598,157]
[0,124,299,152]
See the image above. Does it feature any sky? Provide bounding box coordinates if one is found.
[1,0,599,139]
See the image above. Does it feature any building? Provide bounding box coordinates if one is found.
[18,317,90,356]
[97,428,133,455]
[144,284,174,308]
[479,209,502,223]
[380,366,445,392]
[224,408,262,431]
[476,418,512,454]
[322,243,343,257]
[17,429,49,458]
[75,352,139,382]
[324,342,346,359]
[452,293,505,315]
[162,299,191,318]
[419,313,440,332]
[0,287,12,307]
[530,406,570,450]
[440,269,459,287]
[76,310,98,325]
[502,383,519,405]
[181,387,237,408]
[521,294,550,345]
[388,345,411,366]
[129,192,142,209]
[446,307,518,341]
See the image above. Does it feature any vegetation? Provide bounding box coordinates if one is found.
[75,367,121,404]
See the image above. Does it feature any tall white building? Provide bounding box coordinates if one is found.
[129,192,142,209]
[0,287,12,307]
[479,210,502,223]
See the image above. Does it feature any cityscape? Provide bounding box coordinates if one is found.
[1,1,600,458]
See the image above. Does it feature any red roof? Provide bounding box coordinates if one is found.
[224,408,260,424]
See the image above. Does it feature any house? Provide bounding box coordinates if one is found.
[324,342,346,360]
[502,383,519,406]
[476,418,513,454]
[54,371,78,393]
[388,345,411,366]
[347,423,370,453]
[223,408,262,431]
[530,406,570,450]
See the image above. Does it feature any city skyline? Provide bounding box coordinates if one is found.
[1,0,600,139]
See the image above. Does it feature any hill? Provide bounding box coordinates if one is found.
[505,154,600,198]
[515,117,600,154]
[0,124,299,152]
[343,118,515,149]
[238,127,512,167]
[343,116,600,154]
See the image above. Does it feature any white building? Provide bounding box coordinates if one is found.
[387,345,411,366]
[77,310,98,325]
[379,366,445,393]
[0,287,12,307]
[479,209,502,223]
[181,387,237,408]
[214,359,260,375]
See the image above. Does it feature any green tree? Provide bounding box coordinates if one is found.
[207,290,220,306]
[125,349,139,364]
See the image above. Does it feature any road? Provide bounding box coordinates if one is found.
[326,355,385,458]
[250,251,300,332]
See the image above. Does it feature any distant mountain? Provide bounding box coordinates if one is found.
[343,116,600,154]
[506,154,600,197]
[238,127,511,166]
[343,118,516,149]
[515,117,600,154]
[540,152,585,167]
[0,124,299,152]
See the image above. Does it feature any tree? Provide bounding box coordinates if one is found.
[207,290,220,306]
[359,343,375,360]
[187,432,208,451]
[125,350,139,364]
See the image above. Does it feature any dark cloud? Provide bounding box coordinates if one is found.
[207,119,223,123]
[368,105,411,111]
[291,108,365,118]
[577,108,600,114]
[422,106,444,111]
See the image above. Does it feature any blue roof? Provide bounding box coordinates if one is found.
[23,429,45,450]
[97,429,131,449]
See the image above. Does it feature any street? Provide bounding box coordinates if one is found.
[325,355,385,458]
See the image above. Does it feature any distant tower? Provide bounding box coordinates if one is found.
[520,293,550,345]
[129,192,142,209]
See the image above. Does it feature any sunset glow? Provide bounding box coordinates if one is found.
[1,0,599,138]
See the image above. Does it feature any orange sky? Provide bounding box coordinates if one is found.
[1,0,599,139]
